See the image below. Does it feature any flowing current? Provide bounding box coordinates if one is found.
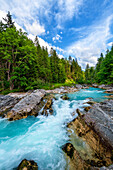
[0,88,110,170]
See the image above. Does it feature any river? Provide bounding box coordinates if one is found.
[0,87,110,170]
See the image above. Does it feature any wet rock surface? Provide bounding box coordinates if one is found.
[41,94,54,116]
[0,95,20,117]
[100,164,113,170]
[6,89,46,121]
[104,95,113,99]
[84,106,92,112]
[66,99,113,169]
[46,87,78,94]
[92,84,98,88]
[98,84,113,93]
[84,99,113,148]
[46,85,89,94]
[61,94,69,100]
[75,84,83,89]
[17,159,38,170]
[105,89,113,93]
[62,143,89,170]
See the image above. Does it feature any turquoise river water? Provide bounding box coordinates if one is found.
[0,88,111,170]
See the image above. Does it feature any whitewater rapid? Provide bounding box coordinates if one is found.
[0,88,109,170]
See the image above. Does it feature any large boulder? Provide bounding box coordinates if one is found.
[98,85,113,91]
[84,100,113,148]
[6,89,46,121]
[75,84,83,89]
[100,165,113,170]
[61,94,69,100]
[105,89,113,93]
[17,159,38,170]
[41,94,54,116]
[62,143,90,169]
[67,100,113,168]
[92,84,98,88]
[0,95,20,117]
[98,84,106,89]
[46,87,77,94]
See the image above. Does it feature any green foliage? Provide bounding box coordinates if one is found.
[85,47,113,85]
[0,12,89,93]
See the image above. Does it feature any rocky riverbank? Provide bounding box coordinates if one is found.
[0,85,113,169]
[0,85,89,121]
[0,84,112,120]
[92,84,113,93]
[63,99,113,169]
[17,159,38,170]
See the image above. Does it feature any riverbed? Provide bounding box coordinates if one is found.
[0,87,111,170]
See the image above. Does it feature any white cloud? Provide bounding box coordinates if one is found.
[28,34,64,55]
[56,0,84,27]
[47,31,49,34]
[107,42,113,47]
[0,10,64,56]
[0,0,84,32]
[28,34,52,52]
[67,15,113,69]
[0,10,6,22]
[58,54,64,59]
[52,34,62,42]
[53,46,65,53]
[0,10,26,32]
[25,20,45,36]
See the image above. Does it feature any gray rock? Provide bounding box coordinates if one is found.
[17,159,38,170]
[92,84,98,88]
[8,92,28,99]
[0,95,20,117]
[6,89,46,120]
[99,85,113,90]
[61,94,69,100]
[46,87,77,94]
[84,100,113,148]
[76,84,83,89]
[105,88,113,93]
[100,164,113,170]
[98,84,106,89]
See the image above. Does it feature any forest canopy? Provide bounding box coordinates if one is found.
[0,12,113,93]
[0,12,84,92]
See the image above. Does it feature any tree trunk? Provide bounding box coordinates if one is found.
[7,62,11,81]
[10,81,14,90]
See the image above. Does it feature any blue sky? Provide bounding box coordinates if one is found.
[0,0,113,69]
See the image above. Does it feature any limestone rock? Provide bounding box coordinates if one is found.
[100,164,113,170]
[98,84,106,89]
[84,100,113,148]
[92,84,98,88]
[105,89,113,93]
[61,94,69,100]
[87,101,96,105]
[67,100,113,168]
[76,108,83,117]
[17,159,38,170]
[104,95,113,99]
[41,95,53,116]
[46,87,78,94]
[62,143,90,170]
[0,95,20,117]
[75,84,83,89]
[6,89,46,121]
[84,106,92,112]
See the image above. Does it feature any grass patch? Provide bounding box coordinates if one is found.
[0,89,22,95]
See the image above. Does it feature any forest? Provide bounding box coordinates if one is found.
[0,12,113,93]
